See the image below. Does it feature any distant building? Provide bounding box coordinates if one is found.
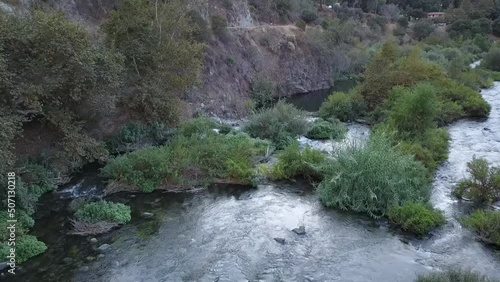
[427,12,445,19]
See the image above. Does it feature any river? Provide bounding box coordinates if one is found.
[6,82,500,281]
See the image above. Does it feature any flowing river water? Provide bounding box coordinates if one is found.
[5,82,500,281]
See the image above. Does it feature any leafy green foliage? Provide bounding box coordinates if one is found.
[296,19,306,31]
[463,210,500,247]
[453,158,500,206]
[103,0,203,124]
[305,118,347,140]
[2,235,47,264]
[319,91,364,122]
[318,135,430,217]
[250,77,275,109]
[388,203,445,235]
[74,201,131,224]
[211,15,228,38]
[106,121,172,153]
[270,143,326,180]
[244,102,308,149]
[416,269,500,282]
[102,127,267,191]
[481,48,500,72]
[301,10,318,23]
[412,20,436,40]
[0,9,122,168]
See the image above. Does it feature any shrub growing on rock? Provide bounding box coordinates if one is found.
[388,203,445,235]
[463,210,500,247]
[319,91,364,122]
[250,77,275,109]
[453,158,500,206]
[318,134,430,217]
[296,19,306,31]
[416,269,500,282]
[305,119,347,140]
[301,10,318,24]
[74,201,132,224]
[244,102,308,149]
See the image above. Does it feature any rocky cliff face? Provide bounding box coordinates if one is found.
[1,0,343,118]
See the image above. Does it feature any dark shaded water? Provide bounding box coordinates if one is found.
[5,82,500,282]
[287,80,358,112]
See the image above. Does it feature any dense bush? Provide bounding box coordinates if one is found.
[300,10,318,24]
[388,203,445,235]
[211,15,228,37]
[244,102,308,149]
[271,143,326,180]
[250,77,275,109]
[296,19,306,31]
[0,235,47,264]
[319,91,358,122]
[0,9,122,169]
[74,201,131,224]
[305,118,347,140]
[318,135,431,217]
[463,210,500,247]
[416,269,500,282]
[453,158,500,206]
[102,130,267,191]
[481,48,500,72]
[106,121,171,153]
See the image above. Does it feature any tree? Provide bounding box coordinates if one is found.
[103,0,204,124]
[0,9,124,168]
[412,19,436,40]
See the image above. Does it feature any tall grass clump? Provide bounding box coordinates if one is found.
[244,101,308,149]
[318,134,430,217]
[416,268,500,282]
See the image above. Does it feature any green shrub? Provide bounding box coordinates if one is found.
[186,10,211,42]
[318,134,431,217]
[416,269,500,282]
[0,235,47,264]
[301,10,318,24]
[319,91,363,122]
[481,48,500,72]
[275,0,292,16]
[463,210,500,247]
[250,77,275,109]
[177,117,218,137]
[305,118,347,140]
[388,203,445,235]
[74,201,131,224]
[103,130,264,190]
[106,121,171,153]
[271,143,326,180]
[244,102,308,149]
[453,158,500,206]
[211,15,228,37]
[296,19,306,31]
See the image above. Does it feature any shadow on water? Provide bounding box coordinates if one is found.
[287,79,358,112]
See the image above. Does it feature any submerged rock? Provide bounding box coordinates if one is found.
[292,226,306,235]
[62,257,73,264]
[0,262,8,271]
[97,244,111,252]
[90,238,98,243]
[274,237,286,244]
[141,212,154,218]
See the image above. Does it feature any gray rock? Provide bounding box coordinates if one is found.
[292,225,306,235]
[0,262,8,271]
[90,238,98,243]
[97,244,111,252]
[114,261,120,267]
[86,256,95,262]
[79,266,89,272]
[141,212,154,218]
[274,237,286,244]
[287,41,296,51]
[484,127,491,131]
